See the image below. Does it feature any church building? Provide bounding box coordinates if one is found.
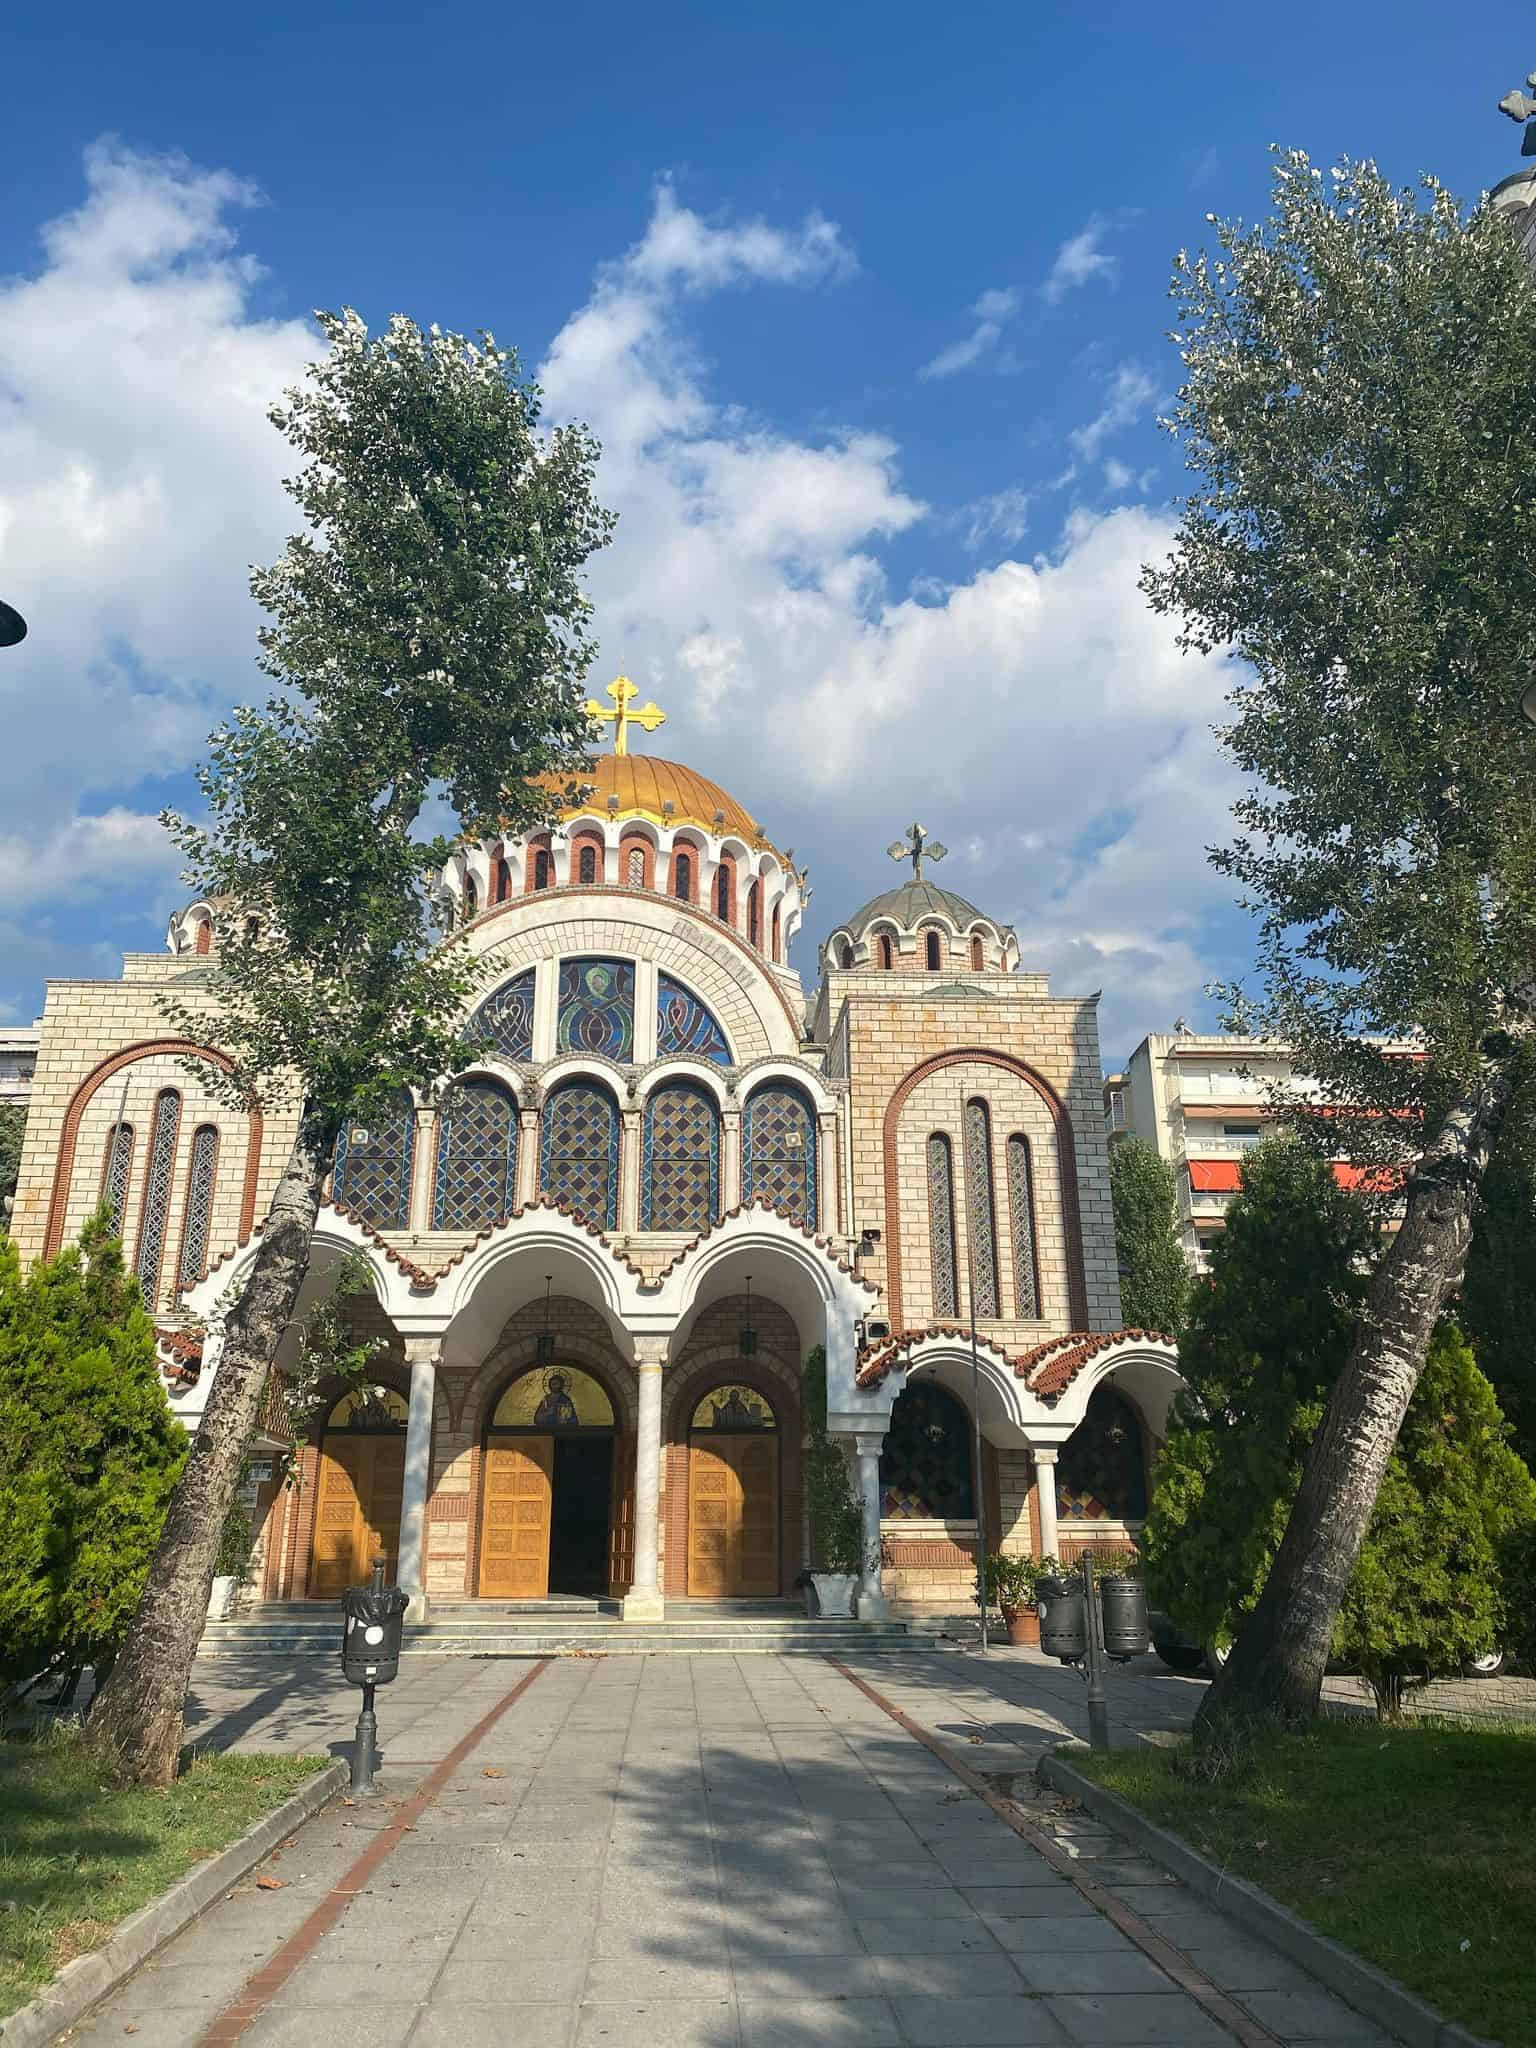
[8,681,1181,1622]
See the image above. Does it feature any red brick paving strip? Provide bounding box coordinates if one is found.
[196,1658,552,2045]
[828,1657,1285,2048]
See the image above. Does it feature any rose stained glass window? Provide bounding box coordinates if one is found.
[332,1089,416,1229]
[655,975,731,1065]
[540,1081,619,1228]
[467,969,535,1061]
[433,1080,518,1229]
[642,1084,719,1230]
[557,958,635,1061]
[742,1084,816,1227]
[880,1383,974,1521]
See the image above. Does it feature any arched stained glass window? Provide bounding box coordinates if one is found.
[533,848,552,890]
[135,1089,182,1302]
[467,969,535,1061]
[927,1133,959,1320]
[578,843,598,884]
[333,1089,416,1229]
[540,1082,619,1228]
[880,1383,974,1521]
[963,1097,999,1318]
[742,1084,816,1227]
[1007,1134,1039,1317]
[655,975,731,1064]
[101,1121,135,1235]
[178,1125,219,1289]
[1057,1387,1147,1521]
[715,862,733,920]
[642,1084,719,1230]
[433,1080,518,1229]
[557,958,634,1060]
[673,850,693,901]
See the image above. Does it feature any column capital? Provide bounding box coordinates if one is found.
[1032,1444,1059,1465]
[633,1334,670,1370]
[402,1335,444,1367]
[853,1432,885,1460]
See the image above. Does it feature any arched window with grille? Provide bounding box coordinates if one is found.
[578,843,598,885]
[333,1089,416,1229]
[533,848,553,890]
[876,932,894,970]
[927,1133,959,1319]
[880,1383,974,1520]
[742,1084,816,1226]
[925,929,941,971]
[540,1081,619,1229]
[177,1124,219,1289]
[673,850,693,902]
[433,1080,518,1229]
[970,932,984,970]
[135,1088,182,1302]
[1007,1133,1040,1317]
[747,879,761,949]
[1057,1387,1147,1522]
[715,857,735,923]
[642,1084,719,1230]
[100,1121,135,1235]
[626,844,646,887]
[962,1097,1000,1318]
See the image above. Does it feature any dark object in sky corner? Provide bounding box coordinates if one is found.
[0,598,27,648]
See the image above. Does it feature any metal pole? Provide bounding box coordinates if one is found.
[351,1680,378,1794]
[956,1089,989,1654]
[1081,1552,1110,1752]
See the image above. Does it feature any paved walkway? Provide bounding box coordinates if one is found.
[66,1652,1402,2047]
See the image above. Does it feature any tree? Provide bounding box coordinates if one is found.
[1458,1080,1536,1469]
[0,1100,26,1231]
[1142,1140,1370,1652]
[1144,153,1536,1731]
[1108,1138,1191,1336]
[0,1213,186,1694]
[88,313,612,1783]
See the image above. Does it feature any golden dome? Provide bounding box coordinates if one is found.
[537,753,763,844]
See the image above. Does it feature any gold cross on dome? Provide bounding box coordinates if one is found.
[584,675,666,756]
[887,821,947,881]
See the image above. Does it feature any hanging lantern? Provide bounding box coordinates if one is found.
[738,1274,757,1357]
[535,1275,555,1366]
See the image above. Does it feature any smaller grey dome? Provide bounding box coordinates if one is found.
[841,878,995,937]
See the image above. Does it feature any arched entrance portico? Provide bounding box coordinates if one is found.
[477,1362,625,1599]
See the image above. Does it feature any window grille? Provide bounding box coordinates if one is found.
[927,1133,959,1318]
[963,1097,999,1318]
[578,843,598,884]
[742,1084,816,1227]
[136,1089,182,1302]
[626,845,645,886]
[1007,1133,1039,1317]
[540,1082,619,1228]
[332,1089,415,1229]
[178,1125,219,1288]
[642,1084,719,1230]
[101,1121,135,1235]
[433,1080,517,1229]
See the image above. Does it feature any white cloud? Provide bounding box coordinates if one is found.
[0,808,177,913]
[919,286,1021,380]
[1070,362,1159,460]
[621,178,854,292]
[1043,217,1117,303]
[959,486,1032,549]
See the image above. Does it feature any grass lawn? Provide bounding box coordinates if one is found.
[1077,1717,1536,2048]
[0,1732,326,2018]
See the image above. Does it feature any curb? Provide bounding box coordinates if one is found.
[0,1759,346,2048]
[1038,1751,1500,2048]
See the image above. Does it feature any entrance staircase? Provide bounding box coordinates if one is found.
[197,1598,931,1658]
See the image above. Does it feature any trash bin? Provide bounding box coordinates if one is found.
[1037,1573,1086,1662]
[1100,1574,1151,1661]
[340,1565,409,1688]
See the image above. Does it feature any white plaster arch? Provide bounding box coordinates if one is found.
[632,1060,734,1111]
[181,1205,407,1333]
[855,1332,1028,1440]
[535,1057,631,1107]
[434,1203,647,1362]
[737,1060,839,1115]
[1037,1336,1184,1441]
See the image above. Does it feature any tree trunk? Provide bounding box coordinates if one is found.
[86,1125,328,1785]
[1194,1048,1524,1741]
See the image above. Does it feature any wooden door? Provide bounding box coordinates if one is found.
[309,1434,405,1599]
[608,1431,635,1596]
[687,1434,779,1597]
[480,1437,554,1598]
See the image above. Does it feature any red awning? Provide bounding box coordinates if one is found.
[1187,1159,1240,1192]
[1188,1158,1401,1196]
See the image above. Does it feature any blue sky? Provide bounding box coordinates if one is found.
[2,2,1531,1063]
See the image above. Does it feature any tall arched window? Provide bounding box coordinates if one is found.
[101,1121,135,1235]
[970,933,984,971]
[876,933,894,970]
[533,848,553,890]
[743,1084,816,1227]
[836,938,852,969]
[177,1125,219,1289]
[1058,1387,1147,1522]
[927,1133,959,1319]
[673,850,693,902]
[925,929,941,971]
[467,968,535,1061]
[626,844,646,887]
[578,843,598,885]
[135,1088,182,1301]
[333,1089,416,1229]
[880,1383,974,1520]
[540,1082,619,1229]
[434,1080,518,1229]
[494,855,512,903]
[771,902,782,961]
[962,1097,1000,1318]
[1007,1134,1040,1317]
[747,880,761,949]
[195,918,213,956]
[715,858,735,923]
[642,1084,719,1230]
[463,873,479,921]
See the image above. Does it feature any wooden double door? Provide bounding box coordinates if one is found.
[687,1432,779,1597]
[479,1432,633,1598]
[309,1431,405,1599]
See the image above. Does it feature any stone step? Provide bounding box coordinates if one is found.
[196,1611,929,1656]
[197,1628,926,1657]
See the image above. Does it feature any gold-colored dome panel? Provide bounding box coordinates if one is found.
[536,753,762,843]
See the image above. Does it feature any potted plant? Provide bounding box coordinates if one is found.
[979,1553,1056,1646]
[801,1345,869,1618]
[208,1499,253,1622]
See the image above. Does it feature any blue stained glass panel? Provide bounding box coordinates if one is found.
[742,1084,816,1229]
[557,958,634,1061]
[540,1082,619,1229]
[433,1080,518,1229]
[642,1084,720,1230]
[655,975,731,1065]
[467,969,535,1061]
[333,1089,416,1229]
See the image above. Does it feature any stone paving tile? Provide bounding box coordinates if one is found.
[736,1995,901,2045]
[410,2007,578,2047]
[1046,1990,1236,2043]
[573,2000,738,2045]
[891,1991,1068,2043]
[1237,1988,1401,2042]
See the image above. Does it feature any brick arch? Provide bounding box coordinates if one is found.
[44,1038,263,1259]
[882,1048,1088,1332]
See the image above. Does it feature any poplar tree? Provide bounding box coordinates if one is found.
[1108,1137,1190,1336]
[1145,154,1536,1732]
[88,313,612,1783]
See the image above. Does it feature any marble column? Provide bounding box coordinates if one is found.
[1033,1447,1060,1562]
[398,1337,440,1623]
[854,1431,889,1621]
[516,1108,540,1208]
[622,1336,669,1621]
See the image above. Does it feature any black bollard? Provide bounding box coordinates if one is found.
[1081,1553,1110,1752]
